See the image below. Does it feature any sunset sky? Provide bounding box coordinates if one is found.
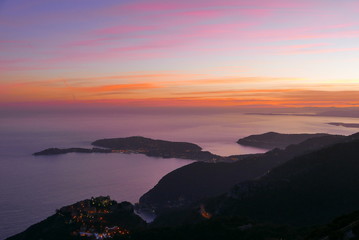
[1,0,359,107]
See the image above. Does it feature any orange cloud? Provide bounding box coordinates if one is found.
[10,72,208,86]
[3,73,298,91]
[1,73,358,108]
[0,82,161,102]
[73,83,159,93]
[74,89,359,108]
[176,77,300,86]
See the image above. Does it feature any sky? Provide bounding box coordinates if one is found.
[1,0,359,108]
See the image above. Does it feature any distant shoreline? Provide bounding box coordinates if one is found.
[246,111,359,118]
[245,113,316,117]
[328,122,359,128]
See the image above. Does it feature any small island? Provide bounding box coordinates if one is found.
[237,132,329,149]
[328,122,359,128]
[34,136,224,162]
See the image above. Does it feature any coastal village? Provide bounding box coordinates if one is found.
[58,196,132,239]
[111,148,222,162]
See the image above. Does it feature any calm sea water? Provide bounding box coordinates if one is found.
[1,110,359,239]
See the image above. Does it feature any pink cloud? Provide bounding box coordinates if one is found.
[63,38,113,47]
[61,15,358,61]
[175,9,224,18]
[222,26,359,42]
[0,58,49,71]
[53,0,318,61]
[275,43,331,53]
[106,0,312,14]
[0,40,34,51]
[93,25,157,35]
[3,0,357,73]
[116,2,185,12]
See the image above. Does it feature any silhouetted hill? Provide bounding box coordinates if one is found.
[214,138,359,226]
[237,132,329,149]
[139,134,346,211]
[132,216,306,240]
[92,136,202,152]
[92,136,224,161]
[306,210,359,239]
[139,158,264,210]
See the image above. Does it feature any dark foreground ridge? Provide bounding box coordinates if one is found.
[147,136,359,227]
[209,137,359,226]
[139,133,346,211]
[33,136,224,162]
[237,132,329,149]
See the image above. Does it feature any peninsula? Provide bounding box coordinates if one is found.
[33,148,111,155]
[237,132,329,149]
[33,136,224,162]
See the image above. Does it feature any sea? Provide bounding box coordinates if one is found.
[1,109,359,239]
